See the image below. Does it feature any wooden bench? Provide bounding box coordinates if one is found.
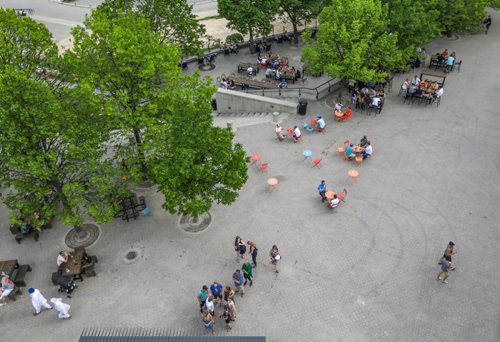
[228,77,279,90]
[12,264,32,287]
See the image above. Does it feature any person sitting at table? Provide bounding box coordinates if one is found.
[57,251,70,270]
[278,79,288,88]
[447,53,455,71]
[246,66,254,77]
[220,78,228,89]
[341,107,353,120]
[293,125,301,143]
[345,144,355,159]
[294,68,301,81]
[0,272,15,306]
[275,69,282,81]
[419,80,428,89]
[360,135,369,147]
[327,194,340,209]
[441,48,449,60]
[228,79,235,89]
[362,141,373,159]
[411,75,420,86]
[316,115,326,131]
[371,95,381,108]
[433,87,444,101]
[334,102,343,112]
[377,88,385,98]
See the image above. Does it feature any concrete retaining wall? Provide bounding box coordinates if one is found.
[215,88,299,114]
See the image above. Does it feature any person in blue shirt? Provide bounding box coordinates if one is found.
[232,270,244,297]
[447,53,455,71]
[210,281,223,305]
[345,144,355,159]
[317,180,327,202]
[437,256,451,284]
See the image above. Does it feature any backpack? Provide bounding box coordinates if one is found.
[239,244,247,253]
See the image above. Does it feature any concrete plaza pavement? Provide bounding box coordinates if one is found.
[0,9,500,342]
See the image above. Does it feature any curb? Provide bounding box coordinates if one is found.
[48,0,93,9]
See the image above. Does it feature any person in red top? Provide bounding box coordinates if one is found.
[441,49,449,59]
[342,107,353,120]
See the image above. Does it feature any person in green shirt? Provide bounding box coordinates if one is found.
[241,260,253,287]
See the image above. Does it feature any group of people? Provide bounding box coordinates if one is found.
[352,86,385,111]
[344,136,372,160]
[0,272,71,319]
[259,53,301,88]
[198,238,281,335]
[401,75,444,102]
[317,180,341,209]
[435,49,457,71]
[334,102,353,121]
[274,124,302,143]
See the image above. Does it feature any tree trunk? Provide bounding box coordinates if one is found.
[133,128,149,179]
[292,22,299,45]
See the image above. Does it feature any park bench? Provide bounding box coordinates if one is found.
[12,264,32,287]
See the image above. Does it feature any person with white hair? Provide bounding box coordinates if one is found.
[50,298,71,319]
[28,288,52,315]
[0,272,15,306]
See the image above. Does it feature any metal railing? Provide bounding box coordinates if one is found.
[242,78,343,100]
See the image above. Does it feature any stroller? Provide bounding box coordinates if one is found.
[57,274,78,298]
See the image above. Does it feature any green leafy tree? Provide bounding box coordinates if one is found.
[0,70,125,228]
[435,0,487,36]
[65,8,248,216]
[0,9,57,76]
[384,0,440,51]
[218,0,279,42]
[279,0,327,44]
[96,0,206,57]
[302,0,401,82]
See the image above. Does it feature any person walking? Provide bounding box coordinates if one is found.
[210,281,223,306]
[0,272,15,306]
[50,298,71,319]
[197,285,209,313]
[437,256,451,284]
[317,180,327,203]
[202,311,215,335]
[269,245,281,273]
[439,241,456,271]
[205,295,215,318]
[484,15,492,34]
[242,260,253,287]
[28,288,52,315]
[247,240,258,267]
[234,236,246,260]
[227,297,237,320]
[232,269,245,297]
[223,285,235,303]
[220,305,232,331]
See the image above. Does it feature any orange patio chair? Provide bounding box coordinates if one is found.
[258,162,269,172]
[313,158,322,168]
[337,188,348,202]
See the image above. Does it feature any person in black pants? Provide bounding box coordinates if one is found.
[247,241,258,267]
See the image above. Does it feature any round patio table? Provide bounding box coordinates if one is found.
[267,177,278,191]
[303,149,313,162]
[348,169,359,182]
[325,191,336,200]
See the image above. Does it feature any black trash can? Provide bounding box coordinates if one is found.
[298,99,308,115]
[211,98,217,111]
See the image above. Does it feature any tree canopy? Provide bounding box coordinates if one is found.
[279,0,327,44]
[302,0,401,82]
[218,0,279,42]
[0,9,57,76]
[0,70,124,228]
[435,0,487,36]
[64,7,248,217]
[96,0,206,57]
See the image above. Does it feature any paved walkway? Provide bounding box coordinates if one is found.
[0,6,499,342]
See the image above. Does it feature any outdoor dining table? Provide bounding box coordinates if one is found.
[62,247,87,279]
[325,191,336,200]
[0,259,19,275]
[303,150,313,162]
[354,146,363,154]
[267,178,278,192]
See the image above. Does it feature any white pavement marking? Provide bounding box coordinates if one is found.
[31,15,82,28]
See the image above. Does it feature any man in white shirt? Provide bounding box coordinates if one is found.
[316,115,326,130]
[246,67,254,76]
[435,87,444,98]
[371,96,381,107]
[362,141,373,160]
[328,194,340,208]
[411,75,420,86]
[293,125,301,143]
